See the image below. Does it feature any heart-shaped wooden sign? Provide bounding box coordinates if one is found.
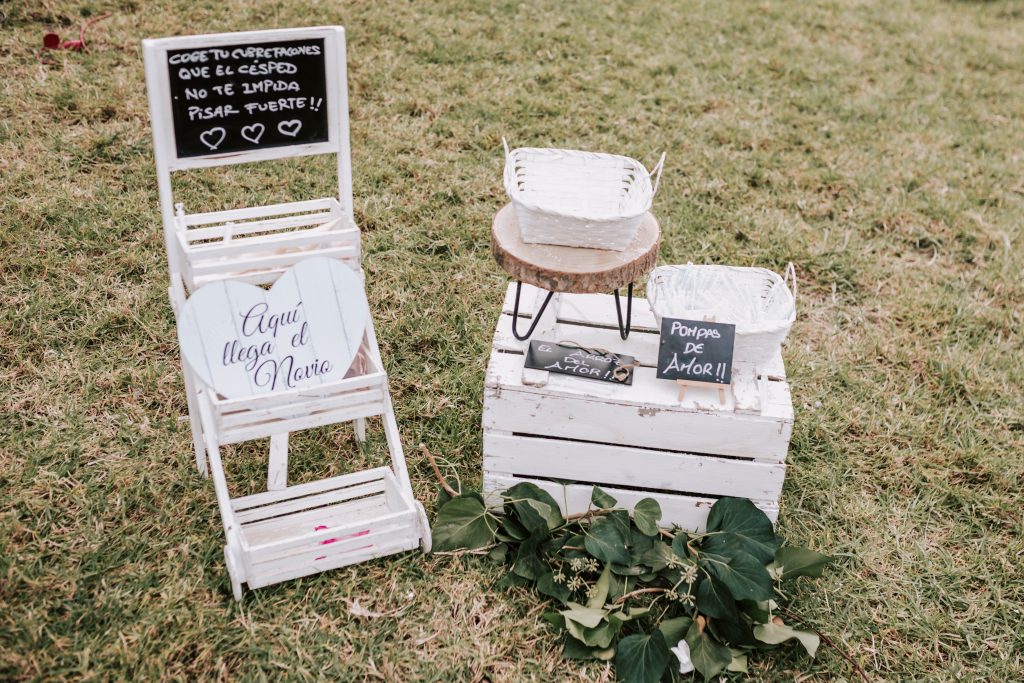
[177,258,369,399]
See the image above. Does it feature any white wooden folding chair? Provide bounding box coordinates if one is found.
[143,27,430,599]
[144,27,363,478]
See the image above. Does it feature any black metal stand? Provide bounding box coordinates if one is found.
[510,281,635,341]
[614,283,634,340]
[511,281,555,341]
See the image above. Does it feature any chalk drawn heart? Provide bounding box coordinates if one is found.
[199,127,226,150]
[240,123,265,145]
[177,258,370,399]
[277,119,302,137]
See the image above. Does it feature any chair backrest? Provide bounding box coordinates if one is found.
[143,26,353,282]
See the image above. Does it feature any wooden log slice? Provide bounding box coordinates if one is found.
[491,204,660,294]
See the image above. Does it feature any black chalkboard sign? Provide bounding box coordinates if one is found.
[525,340,636,385]
[166,38,329,158]
[656,318,736,385]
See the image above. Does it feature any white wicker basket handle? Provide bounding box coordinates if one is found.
[649,152,667,195]
[784,262,798,305]
[502,137,511,161]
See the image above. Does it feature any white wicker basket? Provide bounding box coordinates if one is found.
[503,139,665,251]
[647,264,797,366]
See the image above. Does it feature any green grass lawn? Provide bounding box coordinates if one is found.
[2,0,1023,680]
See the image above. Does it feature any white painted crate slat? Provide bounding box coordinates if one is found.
[483,284,794,532]
[484,352,792,461]
[182,223,359,257]
[483,474,779,533]
[245,536,420,590]
[233,466,392,515]
[181,198,339,226]
[483,432,785,503]
[237,483,388,527]
[218,399,389,445]
[217,387,385,430]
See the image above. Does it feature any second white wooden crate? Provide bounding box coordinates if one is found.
[482,283,793,532]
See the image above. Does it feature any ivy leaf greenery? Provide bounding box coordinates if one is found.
[753,621,821,658]
[686,619,734,679]
[695,574,738,620]
[430,487,836,681]
[584,515,631,565]
[591,485,618,509]
[771,546,833,581]
[615,631,671,683]
[430,492,497,551]
[700,550,775,601]
[632,498,662,537]
[703,497,781,564]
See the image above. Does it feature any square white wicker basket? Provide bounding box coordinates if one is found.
[503,139,665,251]
[647,264,797,367]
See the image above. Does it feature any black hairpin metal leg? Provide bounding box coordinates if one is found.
[512,281,555,341]
[614,283,634,340]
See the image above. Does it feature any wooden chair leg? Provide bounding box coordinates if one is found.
[354,418,366,443]
[181,359,208,476]
[268,433,288,490]
[224,546,243,602]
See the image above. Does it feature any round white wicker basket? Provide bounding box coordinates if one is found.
[647,264,797,366]
[503,139,665,252]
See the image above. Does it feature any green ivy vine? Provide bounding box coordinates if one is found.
[431,481,837,682]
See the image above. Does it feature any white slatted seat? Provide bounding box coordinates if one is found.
[144,27,430,600]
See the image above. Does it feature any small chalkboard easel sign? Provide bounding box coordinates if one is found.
[656,317,736,404]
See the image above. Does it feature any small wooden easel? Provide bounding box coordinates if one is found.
[676,315,729,405]
[676,379,727,404]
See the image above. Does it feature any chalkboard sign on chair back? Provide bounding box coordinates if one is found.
[143,27,354,293]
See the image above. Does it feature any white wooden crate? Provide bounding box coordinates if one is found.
[175,198,362,291]
[482,283,793,532]
[229,467,422,591]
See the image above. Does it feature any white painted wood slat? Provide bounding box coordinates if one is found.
[245,535,420,590]
[483,432,786,502]
[184,224,358,257]
[219,399,388,444]
[189,244,361,280]
[217,386,385,430]
[181,198,338,226]
[238,485,390,528]
[212,368,384,414]
[232,467,390,512]
[483,474,779,533]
